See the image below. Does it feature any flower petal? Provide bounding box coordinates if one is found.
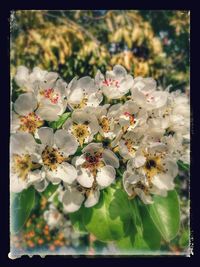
[102,149,119,168]
[48,162,77,184]
[37,127,54,146]
[14,93,37,116]
[62,188,84,213]
[14,66,29,88]
[68,87,84,104]
[54,129,79,156]
[10,132,36,155]
[36,100,61,121]
[96,165,116,187]
[84,189,100,208]
[77,168,94,188]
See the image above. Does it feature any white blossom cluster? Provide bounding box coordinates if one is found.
[10,65,190,211]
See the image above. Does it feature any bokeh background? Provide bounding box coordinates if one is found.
[10,10,190,255]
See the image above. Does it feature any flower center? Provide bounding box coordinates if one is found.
[42,146,66,171]
[99,116,110,133]
[124,112,135,125]
[83,151,104,177]
[125,139,136,155]
[71,124,90,147]
[19,112,44,134]
[40,88,60,104]
[145,159,156,170]
[143,156,164,182]
[12,154,41,181]
[102,78,120,88]
[72,97,88,109]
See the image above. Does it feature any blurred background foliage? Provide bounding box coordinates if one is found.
[11,10,190,91]
[10,10,190,255]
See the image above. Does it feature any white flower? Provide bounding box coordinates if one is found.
[62,109,99,147]
[66,76,103,110]
[12,93,44,135]
[86,104,122,140]
[61,143,119,211]
[118,131,143,160]
[96,65,134,100]
[123,142,178,204]
[73,142,119,188]
[118,100,148,133]
[110,101,148,148]
[14,66,67,121]
[131,77,168,110]
[10,132,44,193]
[62,182,101,212]
[43,204,63,230]
[37,127,79,185]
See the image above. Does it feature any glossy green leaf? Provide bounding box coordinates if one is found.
[116,198,161,251]
[11,187,35,233]
[83,185,131,241]
[69,206,88,233]
[42,183,59,199]
[146,190,180,242]
[48,112,71,129]
[177,160,189,172]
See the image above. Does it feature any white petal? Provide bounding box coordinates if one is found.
[102,149,119,168]
[82,143,103,155]
[134,155,146,168]
[96,165,116,187]
[72,110,89,124]
[152,173,175,191]
[54,129,79,156]
[77,76,95,94]
[36,100,61,121]
[14,66,29,88]
[113,65,127,77]
[88,117,99,134]
[87,92,103,107]
[10,174,27,193]
[62,188,84,213]
[62,118,73,131]
[68,88,84,104]
[34,179,49,192]
[135,188,153,204]
[27,169,43,186]
[14,93,37,116]
[11,112,21,132]
[119,140,130,159]
[37,127,54,146]
[84,189,100,208]
[48,163,77,184]
[77,168,94,188]
[73,155,86,168]
[10,132,36,155]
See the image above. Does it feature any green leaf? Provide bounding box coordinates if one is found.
[83,185,131,242]
[116,198,161,251]
[48,112,71,129]
[11,187,35,234]
[146,190,180,242]
[42,184,59,199]
[69,206,88,233]
[179,228,190,248]
[177,160,189,172]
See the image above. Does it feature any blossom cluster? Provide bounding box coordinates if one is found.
[11,65,190,211]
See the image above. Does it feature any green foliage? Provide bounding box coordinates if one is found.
[177,160,189,172]
[83,185,132,241]
[146,190,180,242]
[11,187,35,233]
[42,184,59,199]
